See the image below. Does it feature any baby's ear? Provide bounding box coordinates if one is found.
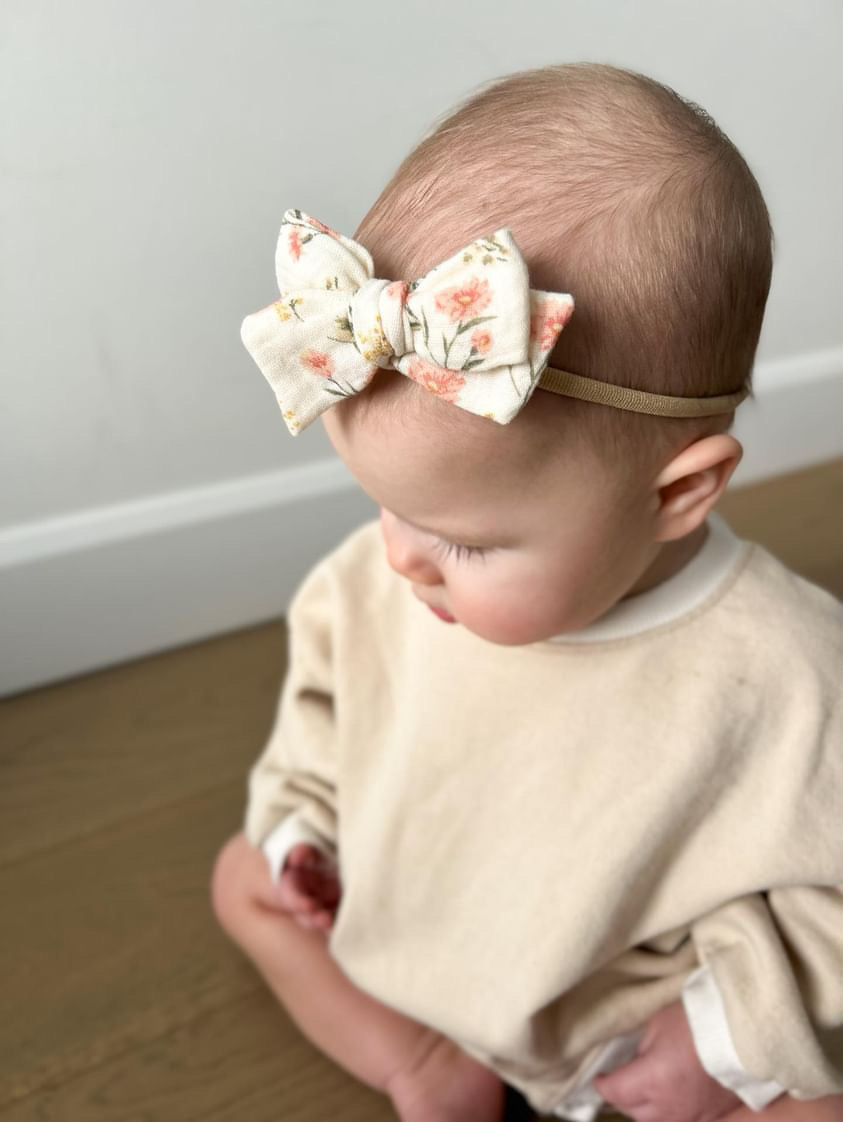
[652,434,743,542]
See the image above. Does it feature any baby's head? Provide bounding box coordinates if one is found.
[320,62,773,644]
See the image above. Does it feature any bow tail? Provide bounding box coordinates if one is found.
[241,294,381,435]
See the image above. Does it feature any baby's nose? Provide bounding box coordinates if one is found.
[385,537,442,585]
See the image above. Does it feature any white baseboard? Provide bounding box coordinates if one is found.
[0,462,379,698]
[729,348,843,487]
[1,349,841,697]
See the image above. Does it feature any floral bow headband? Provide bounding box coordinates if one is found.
[241,209,747,435]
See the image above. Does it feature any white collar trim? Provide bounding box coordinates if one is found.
[545,513,749,644]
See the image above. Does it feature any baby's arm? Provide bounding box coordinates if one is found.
[244,555,340,868]
[600,885,843,1121]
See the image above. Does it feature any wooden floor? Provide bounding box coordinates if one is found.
[1,459,841,1122]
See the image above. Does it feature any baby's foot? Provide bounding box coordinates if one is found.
[386,1031,506,1122]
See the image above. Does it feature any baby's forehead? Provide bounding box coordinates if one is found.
[360,377,559,466]
[336,381,597,533]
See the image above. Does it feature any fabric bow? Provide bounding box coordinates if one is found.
[240,208,574,434]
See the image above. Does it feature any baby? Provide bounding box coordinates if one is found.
[211,63,843,1122]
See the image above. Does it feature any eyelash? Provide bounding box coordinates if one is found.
[433,538,487,563]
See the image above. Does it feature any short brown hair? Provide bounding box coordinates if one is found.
[350,62,774,473]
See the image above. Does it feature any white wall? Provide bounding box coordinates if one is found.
[2,0,842,695]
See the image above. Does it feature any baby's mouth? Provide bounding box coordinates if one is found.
[428,604,457,623]
[412,587,457,624]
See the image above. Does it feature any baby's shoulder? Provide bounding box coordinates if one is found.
[716,540,843,682]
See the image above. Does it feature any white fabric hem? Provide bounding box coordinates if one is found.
[682,964,787,1110]
[551,1030,644,1120]
[260,814,332,882]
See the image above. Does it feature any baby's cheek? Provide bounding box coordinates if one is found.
[456,581,548,646]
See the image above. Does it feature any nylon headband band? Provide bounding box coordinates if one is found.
[537,366,748,418]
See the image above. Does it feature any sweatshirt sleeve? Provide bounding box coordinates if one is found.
[243,555,339,858]
[688,887,843,1101]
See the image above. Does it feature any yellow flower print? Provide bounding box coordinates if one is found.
[275,297,303,323]
[357,313,392,363]
[475,236,509,260]
[332,313,355,344]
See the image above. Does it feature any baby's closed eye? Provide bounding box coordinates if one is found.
[432,539,487,563]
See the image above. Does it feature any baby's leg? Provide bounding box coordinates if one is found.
[211,832,506,1122]
[721,1094,843,1121]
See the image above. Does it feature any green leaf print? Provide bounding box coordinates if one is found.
[529,357,549,393]
[507,365,520,399]
[441,331,452,365]
[346,304,362,354]
[322,378,359,398]
[454,315,497,335]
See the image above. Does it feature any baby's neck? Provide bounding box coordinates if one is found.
[623,522,710,601]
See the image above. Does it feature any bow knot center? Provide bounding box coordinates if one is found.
[349,278,412,369]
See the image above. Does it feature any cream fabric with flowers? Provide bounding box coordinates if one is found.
[240,209,574,434]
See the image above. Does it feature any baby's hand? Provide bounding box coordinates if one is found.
[593,1000,742,1122]
[278,843,342,932]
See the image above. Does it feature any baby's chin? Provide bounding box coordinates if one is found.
[458,598,620,646]
[453,613,571,648]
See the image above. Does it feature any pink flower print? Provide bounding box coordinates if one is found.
[470,328,493,354]
[301,349,336,377]
[385,280,410,305]
[308,216,341,239]
[289,227,304,262]
[406,358,466,402]
[530,299,574,350]
[434,276,492,324]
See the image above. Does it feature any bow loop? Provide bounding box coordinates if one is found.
[404,231,533,372]
[274,208,373,292]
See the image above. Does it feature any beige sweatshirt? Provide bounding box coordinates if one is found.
[244,515,843,1116]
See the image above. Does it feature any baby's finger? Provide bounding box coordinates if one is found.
[294,908,335,932]
[309,870,342,907]
[310,908,335,930]
[593,1063,651,1113]
[278,870,321,913]
[289,861,340,904]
